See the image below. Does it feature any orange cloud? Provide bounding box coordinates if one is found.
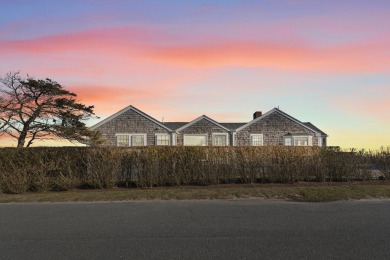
[68,85,149,103]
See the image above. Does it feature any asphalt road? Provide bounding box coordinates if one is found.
[1,199,389,260]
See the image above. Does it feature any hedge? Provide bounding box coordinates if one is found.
[0,146,389,194]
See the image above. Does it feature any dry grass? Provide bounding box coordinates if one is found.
[1,182,389,203]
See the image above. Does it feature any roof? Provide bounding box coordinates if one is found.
[220,123,246,130]
[162,122,188,131]
[175,115,232,132]
[90,105,327,136]
[235,108,326,136]
[163,122,246,131]
[90,105,173,132]
[303,122,327,136]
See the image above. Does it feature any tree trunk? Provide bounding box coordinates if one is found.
[17,131,27,147]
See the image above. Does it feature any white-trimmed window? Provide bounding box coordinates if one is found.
[250,134,263,146]
[283,135,313,146]
[212,133,229,146]
[131,134,147,146]
[283,136,292,146]
[155,134,170,146]
[183,134,207,146]
[116,134,130,146]
[172,133,177,146]
[116,134,147,146]
[294,136,309,146]
[318,137,322,147]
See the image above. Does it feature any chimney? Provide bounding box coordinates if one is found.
[253,111,262,119]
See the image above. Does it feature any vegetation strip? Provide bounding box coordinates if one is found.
[1,183,389,203]
[1,146,390,194]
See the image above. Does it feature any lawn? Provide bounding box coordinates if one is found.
[1,181,389,203]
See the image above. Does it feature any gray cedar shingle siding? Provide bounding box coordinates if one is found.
[90,105,327,147]
[93,109,170,146]
[235,110,318,146]
[176,118,230,146]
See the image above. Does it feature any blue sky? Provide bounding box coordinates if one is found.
[1,0,389,148]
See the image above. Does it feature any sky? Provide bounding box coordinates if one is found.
[0,0,389,149]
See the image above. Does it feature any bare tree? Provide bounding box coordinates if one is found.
[0,71,101,147]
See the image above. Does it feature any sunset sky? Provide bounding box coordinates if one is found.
[1,0,389,149]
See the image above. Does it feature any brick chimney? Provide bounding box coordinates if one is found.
[253,111,262,119]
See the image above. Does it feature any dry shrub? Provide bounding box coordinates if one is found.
[0,146,388,194]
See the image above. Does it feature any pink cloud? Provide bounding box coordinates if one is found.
[1,26,389,74]
[0,26,169,57]
[146,39,390,72]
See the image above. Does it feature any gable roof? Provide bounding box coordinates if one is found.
[220,123,246,130]
[164,122,246,131]
[175,115,232,132]
[235,108,325,136]
[90,105,173,132]
[303,122,327,136]
[163,122,188,131]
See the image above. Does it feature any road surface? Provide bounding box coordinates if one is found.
[1,199,389,259]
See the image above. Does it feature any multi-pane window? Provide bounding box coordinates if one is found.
[156,134,170,146]
[213,134,228,146]
[283,135,312,146]
[250,134,263,146]
[131,135,146,146]
[183,135,207,146]
[284,137,292,146]
[294,137,309,146]
[116,135,129,146]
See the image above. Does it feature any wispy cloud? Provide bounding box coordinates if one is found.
[2,26,388,73]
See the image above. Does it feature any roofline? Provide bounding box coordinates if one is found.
[235,108,324,136]
[90,105,173,132]
[175,115,232,132]
[235,108,276,132]
[302,122,328,137]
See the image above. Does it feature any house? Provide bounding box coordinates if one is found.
[90,105,328,147]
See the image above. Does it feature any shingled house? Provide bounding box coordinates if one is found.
[90,105,327,147]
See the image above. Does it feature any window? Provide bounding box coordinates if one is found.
[212,134,228,146]
[318,137,322,147]
[250,134,263,146]
[116,134,129,146]
[294,136,309,146]
[131,134,146,146]
[116,134,146,146]
[183,135,207,146]
[155,134,170,146]
[283,134,313,146]
[284,137,292,146]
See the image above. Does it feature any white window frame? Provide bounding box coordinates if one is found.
[183,134,208,146]
[155,133,171,146]
[293,136,312,146]
[283,135,313,146]
[172,133,177,146]
[116,134,130,147]
[283,136,292,146]
[130,134,147,146]
[212,133,229,146]
[115,133,147,147]
[250,134,263,146]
